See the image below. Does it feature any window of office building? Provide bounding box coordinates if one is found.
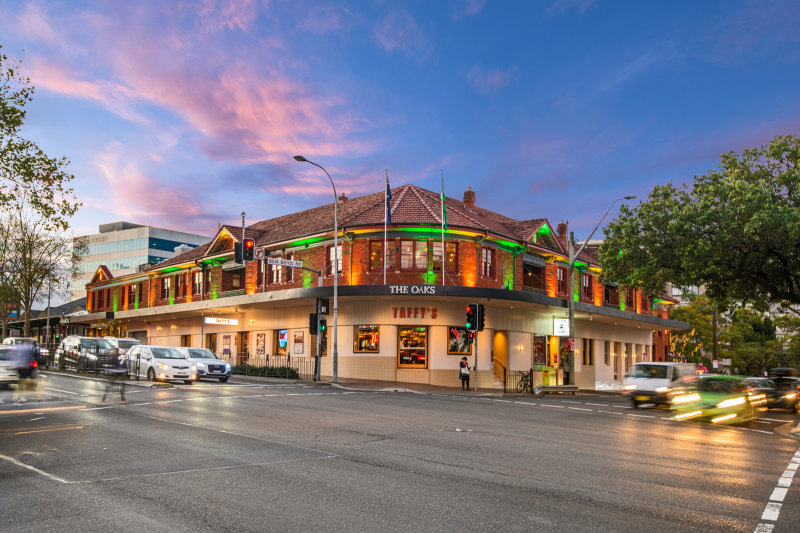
[398,326,427,368]
[354,325,379,353]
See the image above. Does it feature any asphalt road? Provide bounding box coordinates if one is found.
[1,372,799,533]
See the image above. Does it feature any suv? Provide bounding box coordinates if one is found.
[56,336,118,371]
[103,337,142,356]
[126,345,196,384]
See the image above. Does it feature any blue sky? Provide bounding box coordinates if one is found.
[2,0,799,240]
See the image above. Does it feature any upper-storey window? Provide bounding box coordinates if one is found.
[481,247,495,278]
[556,267,567,295]
[204,269,212,293]
[176,274,184,298]
[400,240,427,270]
[370,241,383,271]
[192,271,202,295]
[127,284,136,306]
[581,273,593,301]
[431,242,457,272]
[626,288,635,311]
[269,257,282,284]
[327,245,342,276]
[97,289,105,309]
[285,254,294,282]
[161,276,171,300]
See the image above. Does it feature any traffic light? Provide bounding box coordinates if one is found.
[234,242,243,263]
[243,238,255,261]
[309,313,318,335]
[319,318,327,333]
[466,304,477,331]
[477,304,486,331]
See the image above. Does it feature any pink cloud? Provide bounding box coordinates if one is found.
[373,11,433,63]
[16,1,64,46]
[453,0,487,20]
[529,173,572,193]
[466,65,520,93]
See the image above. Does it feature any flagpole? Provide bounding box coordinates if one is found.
[441,169,446,286]
[384,170,389,285]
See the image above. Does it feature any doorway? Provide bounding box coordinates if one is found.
[236,332,249,366]
[492,330,508,383]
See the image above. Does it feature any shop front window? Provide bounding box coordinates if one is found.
[354,325,380,353]
[398,326,427,368]
[275,329,288,355]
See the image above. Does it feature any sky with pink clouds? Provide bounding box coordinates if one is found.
[2,0,800,240]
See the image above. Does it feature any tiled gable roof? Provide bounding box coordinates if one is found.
[140,183,578,274]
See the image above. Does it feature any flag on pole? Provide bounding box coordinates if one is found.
[440,192,447,230]
[386,176,392,226]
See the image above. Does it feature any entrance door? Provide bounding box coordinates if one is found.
[492,330,508,384]
[236,332,249,366]
[205,333,217,353]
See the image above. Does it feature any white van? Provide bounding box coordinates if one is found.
[622,362,697,407]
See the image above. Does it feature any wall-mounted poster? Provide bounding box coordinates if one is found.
[222,334,231,357]
[533,334,547,370]
[293,331,304,354]
[256,333,266,356]
[447,326,471,355]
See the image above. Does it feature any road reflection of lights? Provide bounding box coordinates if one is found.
[711,413,737,424]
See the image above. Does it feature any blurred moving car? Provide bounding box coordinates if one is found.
[670,375,766,425]
[55,336,118,371]
[103,337,142,356]
[745,375,800,413]
[622,362,697,407]
[0,345,20,388]
[126,345,196,384]
[175,347,231,382]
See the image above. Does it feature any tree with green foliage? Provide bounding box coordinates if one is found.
[599,135,800,310]
[669,295,714,364]
[1,46,79,230]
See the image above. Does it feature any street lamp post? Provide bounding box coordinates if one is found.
[293,155,339,383]
[566,195,635,385]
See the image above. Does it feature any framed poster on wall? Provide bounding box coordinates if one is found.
[293,331,304,354]
[222,334,231,357]
[447,326,472,355]
[533,334,547,370]
[256,333,266,356]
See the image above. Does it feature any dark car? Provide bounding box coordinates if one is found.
[55,336,118,372]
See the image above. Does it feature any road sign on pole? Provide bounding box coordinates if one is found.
[266,257,303,268]
[254,247,265,260]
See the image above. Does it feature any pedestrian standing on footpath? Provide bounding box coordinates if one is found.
[459,356,470,390]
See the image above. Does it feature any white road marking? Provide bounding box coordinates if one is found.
[585,403,608,406]
[599,411,623,415]
[44,387,79,395]
[628,414,655,418]
[769,487,788,502]
[540,404,564,408]
[493,400,511,403]
[753,524,774,533]
[0,453,73,484]
[761,502,781,521]
[27,417,44,421]
[567,407,592,411]
[759,418,788,423]
[513,401,537,406]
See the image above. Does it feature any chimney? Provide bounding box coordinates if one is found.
[556,221,568,249]
[463,187,476,209]
[338,193,348,203]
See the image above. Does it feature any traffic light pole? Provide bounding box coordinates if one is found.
[315,313,321,381]
[473,327,478,391]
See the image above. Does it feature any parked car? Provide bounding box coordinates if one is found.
[55,336,118,371]
[126,345,196,384]
[622,362,697,407]
[175,347,231,382]
[670,375,766,425]
[103,337,142,355]
[0,345,19,388]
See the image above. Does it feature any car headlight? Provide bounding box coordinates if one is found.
[196,362,206,369]
[191,365,197,372]
[655,387,669,393]
[672,393,701,404]
[783,393,797,400]
[716,396,746,409]
[225,363,231,370]
[623,384,637,391]
[157,363,169,370]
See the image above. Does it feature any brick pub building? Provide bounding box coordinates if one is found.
[84,184,684,390]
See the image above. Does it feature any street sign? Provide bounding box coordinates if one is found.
[267,257,303,268]
[254,247,265,260]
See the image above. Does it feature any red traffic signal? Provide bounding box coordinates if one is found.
[465,304,477,331]
[243,238,255,261]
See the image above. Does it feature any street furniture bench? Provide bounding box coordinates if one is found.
[534,385,579,396]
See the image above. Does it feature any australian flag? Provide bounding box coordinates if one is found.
[386,176,392,226]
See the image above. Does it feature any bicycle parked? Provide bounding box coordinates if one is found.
[516,373,532,393]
